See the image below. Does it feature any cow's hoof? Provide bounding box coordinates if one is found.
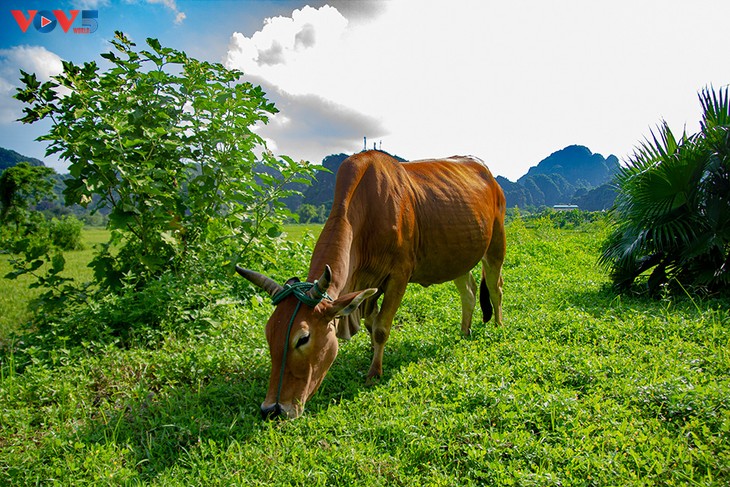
[365,374,381,387]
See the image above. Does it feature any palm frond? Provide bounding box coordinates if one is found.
[614,124,704,226]
[699,85,730,131]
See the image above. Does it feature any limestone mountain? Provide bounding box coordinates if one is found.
[500,145,620,209]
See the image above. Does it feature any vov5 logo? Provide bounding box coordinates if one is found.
[11,9,98,34]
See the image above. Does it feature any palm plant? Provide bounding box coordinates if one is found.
[600,86,730,293]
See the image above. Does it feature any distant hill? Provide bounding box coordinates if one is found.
[0,147,45,172]
[499,145,620,210]
[3,143,618,223]
[299,153,349,210]
[519,145,619,187]
[572,183,619,211]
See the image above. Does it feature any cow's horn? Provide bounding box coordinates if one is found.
[235,266,283,298]
[307,264,332,300]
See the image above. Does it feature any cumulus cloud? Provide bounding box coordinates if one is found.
[224,2,497,165]
[320,0,388,21]
[0,46,64,83]
[0,77,17,124]
[226,5,385,163]
[227,5,346,72]
[0,46,65,124]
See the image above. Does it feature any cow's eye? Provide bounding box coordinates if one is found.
[295,334,310,348]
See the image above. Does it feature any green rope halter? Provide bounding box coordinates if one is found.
[271,280,332,307]
[269,279,332,412]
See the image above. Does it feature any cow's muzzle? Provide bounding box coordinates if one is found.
[261,403,284,420]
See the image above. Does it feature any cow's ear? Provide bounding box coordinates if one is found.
[325,288,377,319]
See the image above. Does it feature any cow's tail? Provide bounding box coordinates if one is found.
[480,276,493,323]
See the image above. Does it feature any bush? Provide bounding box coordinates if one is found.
[10,32,318,338]
[600,86,730,294]
[47,216,84,251]
[0,162,55,238]
[24,232,315,353]
[15,32,317,292]
[520,208,606,229]
[297,203,328,224]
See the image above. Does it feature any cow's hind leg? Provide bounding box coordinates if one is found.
[366,277,408,383]
[453,272,477,336]
[482,219,506,325]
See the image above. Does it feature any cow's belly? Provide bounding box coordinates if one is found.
[409,215,490,286]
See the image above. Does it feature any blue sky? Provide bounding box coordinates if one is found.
[1,0,290,62]
[2,0,730,180]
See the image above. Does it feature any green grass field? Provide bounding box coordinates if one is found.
[1,222,728,485]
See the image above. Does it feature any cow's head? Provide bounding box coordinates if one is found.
[236,265,376,419]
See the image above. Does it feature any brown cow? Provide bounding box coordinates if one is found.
[237,150,505,419]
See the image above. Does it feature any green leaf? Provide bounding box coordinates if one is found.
[140,254,164,270]
[100,52,118,62]
[267,225,283,238]
[51,253,66,274]
[108,209,138,230]
[29,259,44,272]
[4,269,27,280]
[161,231,178,246]
[147,38,162,52]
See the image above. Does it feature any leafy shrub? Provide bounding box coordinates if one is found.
[600,86,730,294]
[0,162,55,238]
[47,216,84,251]
[10,32,317,340]
[297,203,328,224]
[15,32,317,292]
[18,226,316,353]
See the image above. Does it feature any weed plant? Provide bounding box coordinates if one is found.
[1,222,728,485]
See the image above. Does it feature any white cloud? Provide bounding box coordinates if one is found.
[0,46,65,124]
[0,77,17,124]
[226,1,730,179]
[252,75,387,162]
[0,45,64,83]
[227,5,347,74]
[146,0,186,24]
[226,5,383,163]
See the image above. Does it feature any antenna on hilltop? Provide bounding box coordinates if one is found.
[363,136,367,151]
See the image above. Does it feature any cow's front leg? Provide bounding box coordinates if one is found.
[366,277,408,383]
